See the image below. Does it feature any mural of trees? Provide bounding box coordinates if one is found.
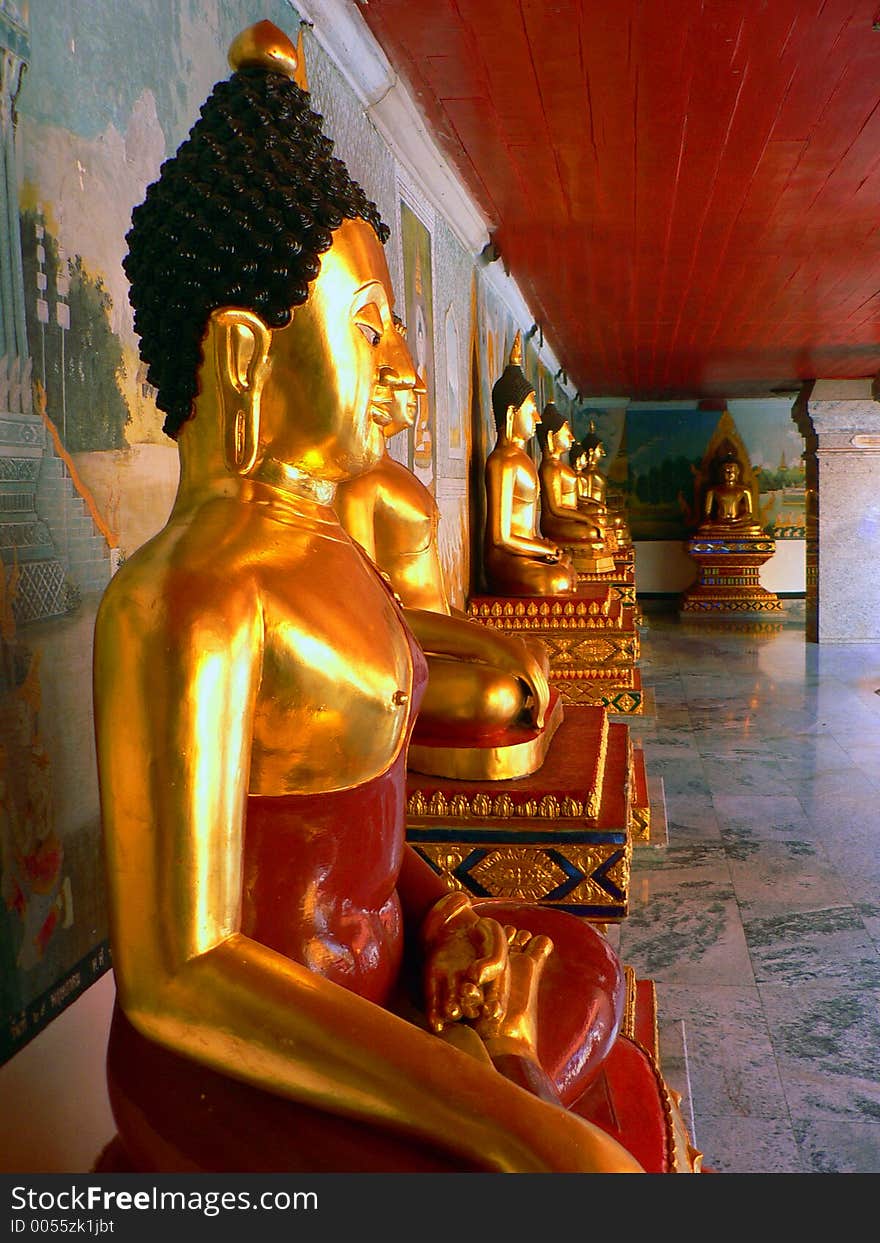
[630,455,701,508]
[20,209,129,452]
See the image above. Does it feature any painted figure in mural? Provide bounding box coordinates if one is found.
[699,456,760,533]
[335,332,555,777]
[570,423,628,538]
[483,338,577,596]
[94,21,641,1173]
[536,402,613,548]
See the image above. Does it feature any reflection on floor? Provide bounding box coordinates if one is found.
[616,601,880,1174]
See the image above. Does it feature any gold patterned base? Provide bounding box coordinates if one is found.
[566,544,616,575]
[407,704,634,921]
[554,667,644,714]
[468,591,642,712]
[630,746,651,843]
[680,592,783,614]
[408,693,564,781]
[621,970,704,1173]
[681,536,781,615]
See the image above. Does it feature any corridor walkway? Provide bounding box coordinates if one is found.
[617,603,880,1173]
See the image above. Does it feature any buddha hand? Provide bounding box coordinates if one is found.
[472,926,553,1062]
[422,892,511,1034]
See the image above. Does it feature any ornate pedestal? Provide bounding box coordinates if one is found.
[467,590,644,714]
[681,532,781,615]
[406,704,633,921]
[630,746,651,844]
[573,967,703,1173]
[574,541,635,595]
[564,541,616,576]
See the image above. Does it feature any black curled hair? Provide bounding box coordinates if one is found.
[124,66,390,438]
[491,363,535,432]
[535,400,566,453]
[579,429,603,454]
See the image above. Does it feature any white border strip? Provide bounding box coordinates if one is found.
[293,0,490,255]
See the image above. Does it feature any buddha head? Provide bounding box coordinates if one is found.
[491,333,538,443]
[535,401,574,457]
[124,22,413,485]
[375,316,425,440]
[572,424,604,472]
[719,457,742,486]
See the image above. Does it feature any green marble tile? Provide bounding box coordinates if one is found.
[759,982,880,1123]
[793,1119,880,1173]
[693,1116,803,1174]
[744,907,880,985]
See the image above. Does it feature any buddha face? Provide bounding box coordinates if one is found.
[550,420,575,454]
[378,316,424,439]
[721,461,740,485]
[510,391,539,442]
[258,218,416,481]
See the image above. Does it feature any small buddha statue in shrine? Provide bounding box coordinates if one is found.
[537,402,611,549]
[681,435,778,616]
[483,339,576,596]
[335,323,554,768]
[699,455,762,534]
[93,20,643,1174]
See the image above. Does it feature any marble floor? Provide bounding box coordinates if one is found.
[615,601,880,1174]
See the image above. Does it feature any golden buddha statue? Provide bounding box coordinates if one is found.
[334,340,556,774]
[93,21,642,1174]
[537,402,610,547]
[483,339,576,595]
[699,455,761,534]
[570,424,627,537]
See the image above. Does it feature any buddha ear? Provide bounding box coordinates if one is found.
[210,308,272,475]
[546,428,557,455]
[505,404,516,440]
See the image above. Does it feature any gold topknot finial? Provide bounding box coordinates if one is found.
[228,20,299,80]
[509,331,523,368]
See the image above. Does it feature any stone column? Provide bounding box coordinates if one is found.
[801,378,880,642]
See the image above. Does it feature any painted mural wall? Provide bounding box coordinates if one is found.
[3,0,332,1066]
[572,398,805,543]
[569,396,806,593]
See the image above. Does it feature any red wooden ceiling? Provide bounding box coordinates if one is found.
[359,0,880,398]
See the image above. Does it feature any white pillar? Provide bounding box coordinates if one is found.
[804,379,880,642]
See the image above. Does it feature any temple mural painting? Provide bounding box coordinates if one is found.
[616,400,804,541]
[444,307,464,461]
[399,198,437,493]
[726,399,807,540]
[0,0,299,1063]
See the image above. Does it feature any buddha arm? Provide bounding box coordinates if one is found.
[95,577,638,1174]
[541,464,592,524]
[403,607,550,727]
[577,489,605,515]
[488,456,559,558]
